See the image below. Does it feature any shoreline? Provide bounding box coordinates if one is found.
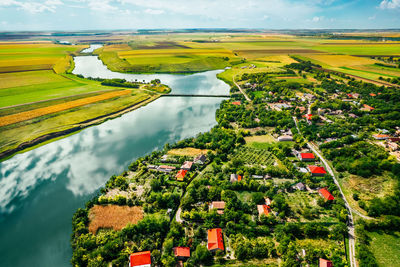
[0,95,158,161]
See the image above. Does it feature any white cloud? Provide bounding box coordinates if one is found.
[312,16,323,22]
[144,8,164,15]
[0,0,63,13]
[380,0,400,9]
[368,15,376,20]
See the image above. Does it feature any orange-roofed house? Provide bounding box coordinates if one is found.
[308,165,327,176]
[319,188,335,201]
[373,134,391,140]
[232,101,241,106]
[173,247,190,259]
[207,228,224,251]
[361,104,375,112]
[176,169,188,181]
[257,205,272,217]
[369,93,376,97]
[319,258,333,267]
[130,251,151,267]
[300,153,315,161]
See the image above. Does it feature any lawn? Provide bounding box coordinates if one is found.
[369,231,400,267]
[245,134,276,144]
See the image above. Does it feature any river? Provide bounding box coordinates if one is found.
[0,53,229,266]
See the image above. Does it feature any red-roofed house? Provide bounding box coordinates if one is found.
[319,258,333,267]
[257,205,272,217]
[176,169,188,181]
[319,188,335,201]
[130,251,151,267]
[308,165,327,176]
[173,247,190,259]
[369,93,376,97]
[303,114,313,121]
[207,228,224,251]
[232,101,241,106]
[300,153,315,161]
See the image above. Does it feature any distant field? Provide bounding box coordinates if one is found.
[301,54,377,67]
[88,205,143,234]
[312,44,400,55]
[369,231,400,267]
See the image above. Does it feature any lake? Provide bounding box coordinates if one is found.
[0,53,229,266]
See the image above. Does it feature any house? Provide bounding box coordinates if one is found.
[361,104,375,112]
[319,188,335,201]
[264,197,272,205]
[348,113,358,118]
[308,165,327,176]
[210,201,226,214]
[302,114,313,121]
[252,175,264,179]
[157,165,176,172]
[232,101,241,106]
[194,154,207,165]
[257,205,272,217]
[369,93,376,97]
[173,247,190,260]
[319,258,333,267]
[160,154,169,163]
[296,106,306,113]
[207,228,224,251]
[299,153,315,161]
[130,251,151,267]
[373,134,391,140]
[294,182,306,191]
[230,174,242,182]
[278,135,293,142]
[176,170,188,181]
[147,165,158,170]
[181,161,193,170]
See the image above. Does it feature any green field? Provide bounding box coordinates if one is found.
[369,232,400,267]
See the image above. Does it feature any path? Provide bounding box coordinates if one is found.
[293,117,357,267]
[233,77,251,102]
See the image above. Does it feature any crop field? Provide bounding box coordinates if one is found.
[311,44,400,55]
[300,54,377,67]
[232,146,275,166]
[0,70,69,89]
[369,231,400,267]
[0,90,132,127]
[245,134,276,144]
[88,205,144,234]
[167,147,209,157]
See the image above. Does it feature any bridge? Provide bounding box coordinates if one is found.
[161,94,230,98]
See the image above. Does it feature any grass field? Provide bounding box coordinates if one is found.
[167,147,209,157]
[88,205,143,234]
[369,231,400,267]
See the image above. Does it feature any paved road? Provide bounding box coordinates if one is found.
[293,117,357,267]
[233,77,251,102]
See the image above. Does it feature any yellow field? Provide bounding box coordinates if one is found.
[0,90,131,127]
[245,134,276,144]
[0,70,68,89]
[88,205,143,234]
[301,54,377,67]
[167,147,209,157]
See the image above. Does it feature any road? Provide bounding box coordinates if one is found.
[293,117,357,267]
[233,77,251,102]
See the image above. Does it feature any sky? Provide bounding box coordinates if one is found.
[0,0,399,31]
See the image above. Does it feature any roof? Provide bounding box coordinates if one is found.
[373,134,391,139]
[181,161,193,170]
[158,165,176,169]
[295,182,305,190]
[390,137,400,142]
[257,205,271,216]
[308,165,327,175]
[303,114,313,120]
[211,201,226,210]
[173,247,190,258]
[130,251,151,267]
[300,153,315,160]
[230,174,242,182]
[319,188,335,201]
[194,154,207,163]
[176,169,188,181]
[207,228,224,251]
[369,93,376,96]
[363,104,374,110]
[232,101,241,106]
[319,258,333,267]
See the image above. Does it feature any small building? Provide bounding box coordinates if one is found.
[173,247,190,260]
[299,153,315,161]
[308,165,327,176]
[257,205,272,217]
[319,258,333,267]
[157,165,176,172]
[176,169,188,181]
[299,167,308,173]
[130,251,151,267]
[147,165,158,170]
[181,161,193,170]
[264,197,272,205]
[252,175,264,179]
[373,134,391,140]
[230,174,242,182]
[160,154,169,163]
[369,93,377,97]
[207,228,224,251]
[303,114,313,121]
[361,104,375,112]
[294,182,306,191]
[348,113,358,118]
[210,201,226,214]
[194,154,207,165]
[232,101,241,106]
[278,135,293,142]
[319,188,335,201]
[296,106,306,113]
